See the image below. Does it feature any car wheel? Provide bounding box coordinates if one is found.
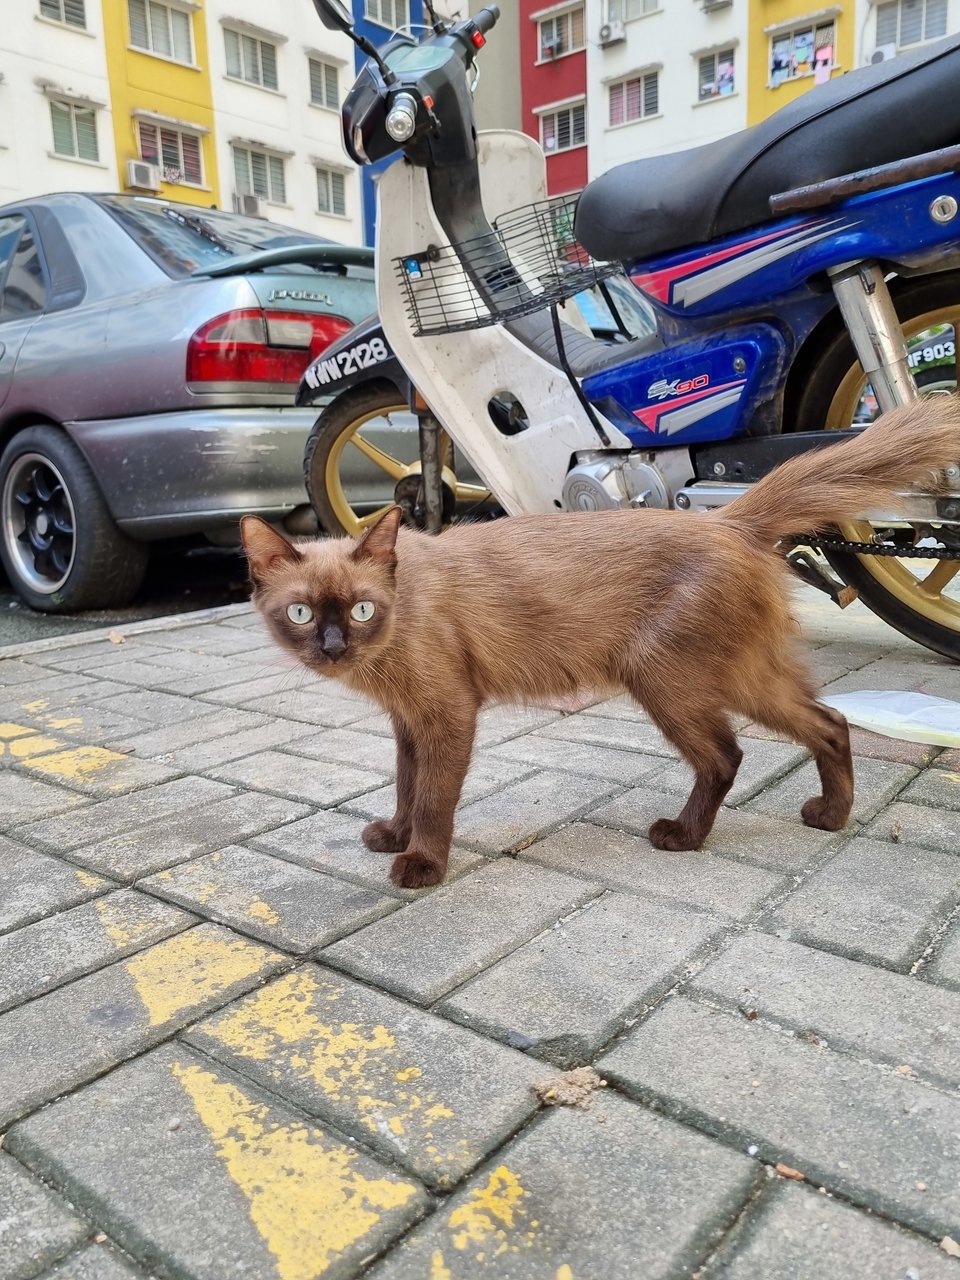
[0,425,148,612]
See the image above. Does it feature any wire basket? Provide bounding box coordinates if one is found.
[393,194,621,337]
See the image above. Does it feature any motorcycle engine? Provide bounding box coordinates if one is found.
[562,454,672,512]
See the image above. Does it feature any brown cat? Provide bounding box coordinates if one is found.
[242,397,960,889]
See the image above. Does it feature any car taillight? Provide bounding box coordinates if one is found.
[187,308,353,388]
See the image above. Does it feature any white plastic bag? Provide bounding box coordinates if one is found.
[820,690,960,747]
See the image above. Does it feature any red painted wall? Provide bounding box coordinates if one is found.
[518,0,588,194]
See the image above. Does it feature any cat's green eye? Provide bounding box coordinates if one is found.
[351,601,376,622]
[286,603,313,625]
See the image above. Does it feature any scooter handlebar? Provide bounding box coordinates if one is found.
[473,5,500,34]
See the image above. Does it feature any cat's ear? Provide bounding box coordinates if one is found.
[240,515,302,585]
[353,506,402,569]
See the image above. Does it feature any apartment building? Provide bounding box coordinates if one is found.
[0,0,117,204]
[0,0,365,241]
[519,0,959,197]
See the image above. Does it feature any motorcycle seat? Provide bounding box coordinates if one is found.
[506,307,661,377]
[575,32,960,265]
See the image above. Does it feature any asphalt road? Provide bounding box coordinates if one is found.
[0,546,252,646]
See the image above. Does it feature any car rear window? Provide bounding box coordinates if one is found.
[94,195,341,278]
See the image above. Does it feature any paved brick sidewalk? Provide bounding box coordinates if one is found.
[2,587,960,1280]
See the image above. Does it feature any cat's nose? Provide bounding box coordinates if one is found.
[321,624,347,660]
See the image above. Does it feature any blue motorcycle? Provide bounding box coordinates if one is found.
[300,1,960,658]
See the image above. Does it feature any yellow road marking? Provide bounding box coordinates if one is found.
[9,735,65,758]
[556,1267,575,1279]
[20,745,131,785]
[155,863,282,928]
[449,1166,528,1254]
[0,722,35,739]
[249,900,281,926]
[124,928,274,1026]
[171,1060,417,1280]
[200,970,467,1173]
[431,1251,453,1280]
[94,895,165,949]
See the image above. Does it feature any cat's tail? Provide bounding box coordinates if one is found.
[716,395,960,545]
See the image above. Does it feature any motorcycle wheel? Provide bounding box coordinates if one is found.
[304,381,491,537]
[790,271,960,660]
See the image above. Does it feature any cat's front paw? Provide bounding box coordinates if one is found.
[648,817,701,852]
[800,796,848,831]
[389,851,445,889]
[362,820,407,853]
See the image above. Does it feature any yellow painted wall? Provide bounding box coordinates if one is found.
[746,1,854,126]
[101,0,220,207]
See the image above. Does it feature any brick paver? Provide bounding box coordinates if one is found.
[0,836,110,933]
[0,889,192,1012]
[7,1043,428,1280]
[0,1150,87,1280]
[141,845,397,950]
[324,859,598,1004]
[2,588,960,1278]
[0,923,285,1125]
[710,1180,960,1280]
[367,1093,757,1279]
[185,965,544,1187]
[600,996,960,1239]
[763,837,960,970]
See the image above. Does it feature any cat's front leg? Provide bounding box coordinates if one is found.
[362,714,418,854]
[389,710,477,889]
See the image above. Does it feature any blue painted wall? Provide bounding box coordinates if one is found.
[351,0,425,245]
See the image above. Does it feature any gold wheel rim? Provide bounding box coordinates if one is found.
[324,401,490,537]
[823,303,960,630]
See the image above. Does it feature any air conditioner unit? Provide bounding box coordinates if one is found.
[234,192,268,218]
[702,0,733,10]
[865,42,897,65]
[126,159,160,191]
[541,36,563,58]
[598,19,625,45]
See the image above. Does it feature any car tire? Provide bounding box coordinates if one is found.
[0,425,149,612]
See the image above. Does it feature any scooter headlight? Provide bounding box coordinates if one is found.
[385,92,418,142]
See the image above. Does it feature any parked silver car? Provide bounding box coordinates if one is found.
[0,193,375,611]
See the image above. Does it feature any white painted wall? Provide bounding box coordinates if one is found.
[0,0,117,206]
[203,0,364,242]
[585,0,747,179]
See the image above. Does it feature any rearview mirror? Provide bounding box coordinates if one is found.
[313,0,354,33]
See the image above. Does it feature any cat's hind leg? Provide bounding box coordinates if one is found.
[736,669,853,831]
[363,714,418,853]
[628,685,743,851]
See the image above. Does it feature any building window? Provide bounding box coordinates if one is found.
[138,120,203,184]
[317,166,347,216]
[698,48,735,100]
[606,0,658,21]
[39,0,86,28]
[224,29,279,90]
[233,145,286,204]
[128,0,193,62]
[309,58,339,110]
[538,8,584,58]
[608,72,658,126]
[364,0,410,31]
[876,0,947,48]
[770,20,835,86]
[540,103,586,153]
[50,100,99,161]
